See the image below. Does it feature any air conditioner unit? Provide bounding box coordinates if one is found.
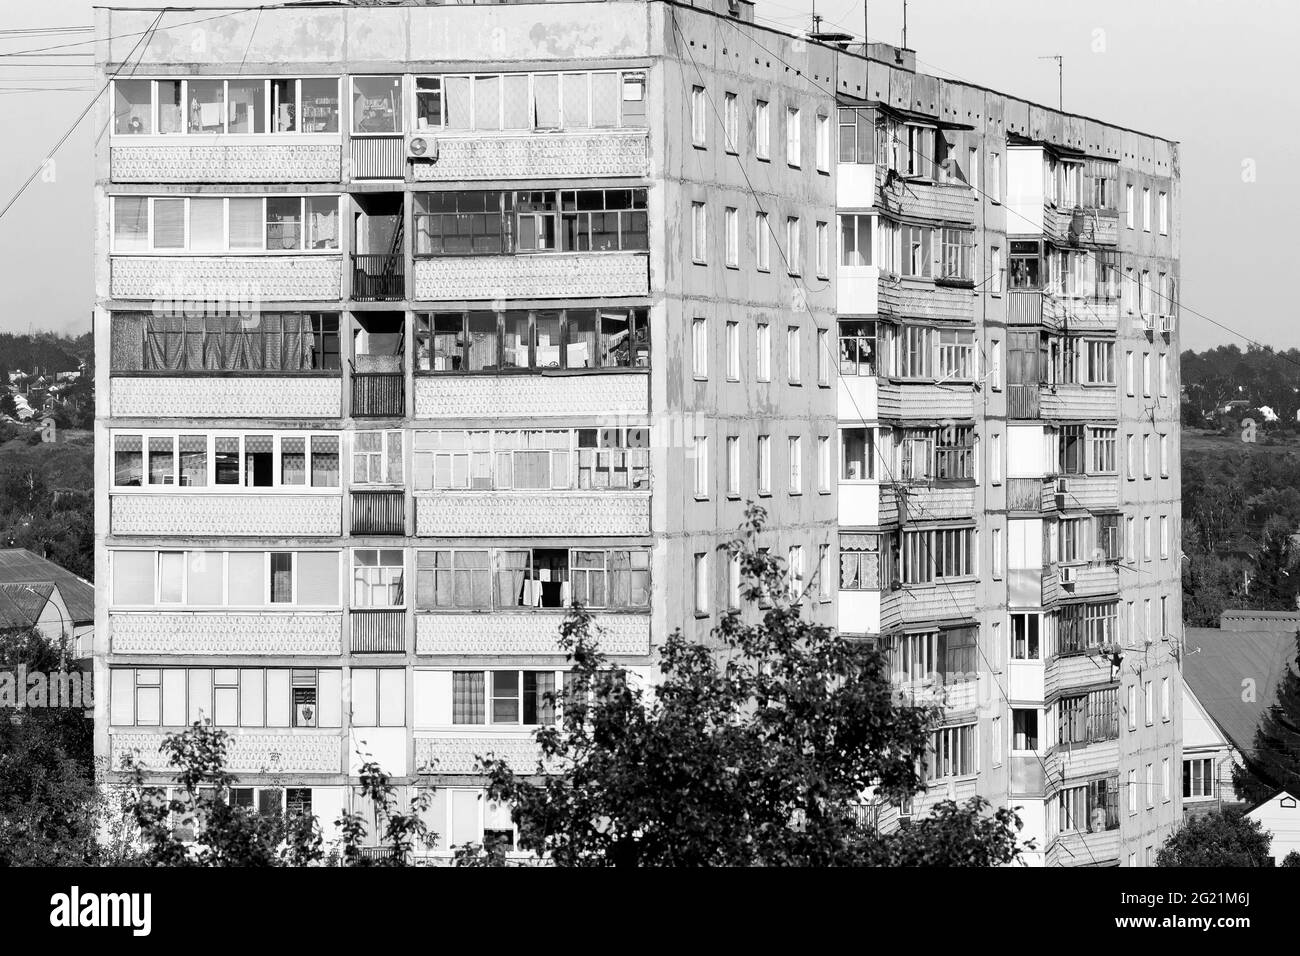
[1140,313,1156,333]
[406,134,437,162]
[1059,566,1076,588]
[1160,315,1176,335]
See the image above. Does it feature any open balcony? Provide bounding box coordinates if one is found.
[350,312,405,418]
[350,608,407,654]
[351,489,405,535]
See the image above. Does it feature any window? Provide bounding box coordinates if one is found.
[839,214,873,267]
[115,77,340,136]
[992,526,1003,578]
[938,228,974,281]
[786,217,801,275]
[1160,434,1169,477]
[693,436,709,498]
[755,100,770,159]
[1143,434,1152,480]
[757,435,771,494]
[786,107,801,166]
[1159,191,1168,235]
[725,206,739,267]
[991,715,1002,766]
[1084,340,1114,384]
[838,320,875,377]
[110,666,342,729]
[990,338,1002,389]
[788,545,804,596]
[925,724,976,780]
[1142,187,1151,232]
[728,553,742,609]
[967,147,979,191]
[1057,687,1119,745]
[1142,352,1151,397]
[755,212,771,271]
[691,202,707,263]
[1143,515,1152,562]
[1125,433,1135,480]
[1146,763,1155,809]
[839,534,880,591]
[815,113,830,171]
[1184,758,1213,799]
[1127,684,1137,731]
[1011,612,1040,660]
[900,224,933,278]
[691,85,706,146]
[817,435,830,492]
[816,328,830,386]
[787,326,802,383]
[112,431,340,490]
[1058,778,1119,833]
[1125,184,1135,229]
[756,324,771,382]
[416,307,648,372]
[1057,601,1117,654]
[113,196,340,254]
[815,221,829,278]
[1144,680,1154,726]
[1090,427,1117,474]
[1161,676,1171,721]
[723,91,738,152]
[417,548,647,611]
[990,151,1001,202]
[990,433,1001,484]
[840,427,874,481]
[1160,515,1169,559]
[692,318,708,380]
[352,431,402,485]
[818,544,831,600]
[1128,769,1138,814]
[448,670,558,726]
[726,321,740,381]
[1159,353,1169,397]
[900,527,974,584]
[352,668,405,728]
[788,436,802,494]
[694,552,709,616]
[989,246,1002,294]
[352,549,404,608]
[726,436,741,497]
[936,329,976,381]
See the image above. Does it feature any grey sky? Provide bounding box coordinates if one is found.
[0,0,1282,352]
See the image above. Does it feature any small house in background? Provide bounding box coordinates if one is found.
[0,549,94,660]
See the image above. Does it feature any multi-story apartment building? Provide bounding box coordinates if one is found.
[93,0,1180,865]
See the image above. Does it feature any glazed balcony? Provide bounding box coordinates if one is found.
[1044,650,1113,700]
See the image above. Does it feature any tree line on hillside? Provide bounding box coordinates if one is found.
[1181,343,1300,430]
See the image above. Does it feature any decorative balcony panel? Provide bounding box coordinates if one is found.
[1007,384,1041,419]
[110,142,342,183]
[1039,385,1117,421]
[410,130,648,181]
[1045,651,1114,700]
[837,266,880,315]
[896,581,977,623]
[838,590,883,636]
[880,179,977,225]
[414,372,648,419]
[878,590,905,632]
[110,494,341,536]
[413,253,648,301]
[416,612,650,656]
[879,278,974,322]
[414,733,550,775]
[899,483,975,522]
[1047,828,1121,866]
[1007,477,1054,513]
[110,375,342,419]
[110,611,342,655]
[1064,474,1118,511]
[835,162,878,209]
[416,492,649,537]
[877,382,976,420]
[351,489,406,534]
[110,256,343,301]
[351,137,404,179]
[1065,563,1120,599]
[1040,566,1062,607]
[1007,291,1054,329]
[838,483,898,528]
[837,374,879,422]
[1052,739,1120,783]
[110,731,340,774]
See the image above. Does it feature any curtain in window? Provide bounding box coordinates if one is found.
[452,672,485,724]
[145,314,186,371]
[261,313,315,372]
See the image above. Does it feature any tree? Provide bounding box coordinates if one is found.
[122,722,435,866]
[478,506,1025,867]
[1233,630,1300,805]
[855,797,1027,866]
[1244,518,1300,611]
[0,625,98,865]
[1156,810,1273,867]
[1282,850,1300,867]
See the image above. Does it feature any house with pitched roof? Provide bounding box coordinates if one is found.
[0,549,94,659]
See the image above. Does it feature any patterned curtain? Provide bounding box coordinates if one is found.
[452,672,484,724]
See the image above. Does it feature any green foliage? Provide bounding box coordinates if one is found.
[334,758,436,866]
[0,626,98,865]
[0,439,94,580]
[1156,809,1273,867]
[855,797,1027,866]
[1281,850,1300,867]
[1233,630,1300,805]
[478,506,1023,867]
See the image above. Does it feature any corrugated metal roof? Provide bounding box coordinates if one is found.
[1184,624,1297,754]
[0,581,55,631]
[0,550,93,623]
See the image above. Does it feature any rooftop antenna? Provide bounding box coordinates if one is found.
[902,0,907,48]
[1039,54,1063,110]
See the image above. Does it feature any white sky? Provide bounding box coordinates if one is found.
[0,0,1285,351]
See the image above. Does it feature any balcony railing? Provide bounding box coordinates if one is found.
[1007,383,1040,419]
[351,489,405,535]
[350,609,406,653]
[351,371,405,418]
[352,253,406,301]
